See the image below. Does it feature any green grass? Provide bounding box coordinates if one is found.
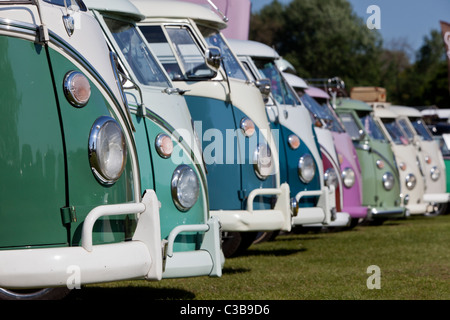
[69,214,450,300]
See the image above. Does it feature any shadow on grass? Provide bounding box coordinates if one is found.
[245,247,306,257]
[66,286,195,301]
[222,267,251,275]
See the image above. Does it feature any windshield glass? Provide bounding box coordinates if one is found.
[300,93,345,132]
[339,112,364,140]
[436,135,450,156]
[203,31,247,81]
[254,59,299,106]
[410,118,433,141]
[104,18,170,87]
[359,112,386,140]
[140,25,216,81]
[42,0,86,10]
[381,118,409,145]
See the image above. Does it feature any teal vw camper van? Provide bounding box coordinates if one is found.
[334,98,406,223]
[0,0,164,299]
[131,0,291,257]
[84,0,223,278]
[229,39,339,230]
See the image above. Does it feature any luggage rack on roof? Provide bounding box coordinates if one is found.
[305,77,348,98]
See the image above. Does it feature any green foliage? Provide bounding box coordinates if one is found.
[249,0,450,108]
[249,0,383,88]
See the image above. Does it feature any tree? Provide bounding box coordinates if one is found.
[249,0,383,88]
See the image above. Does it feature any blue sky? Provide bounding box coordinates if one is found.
[250,0,450,53]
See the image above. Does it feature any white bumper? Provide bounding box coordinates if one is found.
[163,216,224,278]
[423,192,450,204]
[211,183,291,232]
[0,190,163,289]
[291,186,336,226]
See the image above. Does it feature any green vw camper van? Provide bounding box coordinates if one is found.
[0,0,164,299]
[85,0,223,279]
[334,98,406,223]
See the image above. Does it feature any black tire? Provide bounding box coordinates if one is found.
[221,232,257,258]
[253,231,279,244]
[0,287,71,300]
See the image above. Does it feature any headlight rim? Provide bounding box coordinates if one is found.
[430,166,440,181]
[405,173,417,190]
[341,167,356,188]
[171,164,200,212]
[88,116,127,186]
[382,171,395,191]
[298,154,316,184]
[253,143,273,180]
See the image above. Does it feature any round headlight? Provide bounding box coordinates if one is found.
[253,144,273,180]
[89,116,127,185]
[171,165,200,211]
[382,172,395,190]
[64,71,91,107]
[240,117,255,137]
[324,168,338,188]
[341,167,355,188]
[405,173,417,190]
[155,133,174,158]
[298,154,316,183]
[430,166,440,181]
[288,134,301,150]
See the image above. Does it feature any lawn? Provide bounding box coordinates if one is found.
[69,214,450,301]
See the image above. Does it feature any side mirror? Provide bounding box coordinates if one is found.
[255,78,271,102]
[358,129,367,140]
[205,46,222,72]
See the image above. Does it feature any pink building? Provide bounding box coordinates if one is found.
[180,0,251,40]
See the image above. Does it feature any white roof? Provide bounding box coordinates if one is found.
[84,0,144,21]
[282,72,308,89]
[228,38,279,59]
[130,0,227,30]
[390,105,422,117]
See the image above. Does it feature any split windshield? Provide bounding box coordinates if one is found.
[410,118,434,141]
[202,29,247,81]
[140,25,216,81]
[359,112,386,140]
[381,118,409,145]
[300,93,345,133]
[104,17,170,88]
[255,59,298,106]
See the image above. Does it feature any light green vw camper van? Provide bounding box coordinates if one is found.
[334,98,406,223]
[85,0,223,279]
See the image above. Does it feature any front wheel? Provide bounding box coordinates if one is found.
[221,232,257,258]
[0,288,71,300]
